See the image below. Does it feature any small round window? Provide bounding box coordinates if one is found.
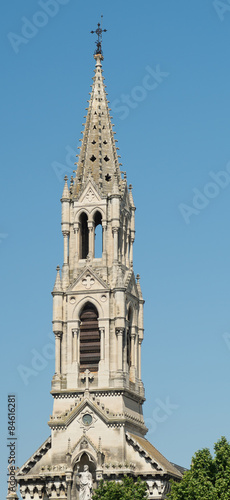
[82,414,92,426]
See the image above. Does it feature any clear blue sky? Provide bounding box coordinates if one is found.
[2,0,230,497]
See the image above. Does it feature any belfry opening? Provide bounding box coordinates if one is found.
[94,211,102,258]
[79,303,100,373]
[79,212,89,259]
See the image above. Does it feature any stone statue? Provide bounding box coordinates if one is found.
[76,465,93,500]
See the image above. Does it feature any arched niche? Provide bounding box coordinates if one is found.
[72,452,96,499]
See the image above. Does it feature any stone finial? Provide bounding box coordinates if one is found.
[136,274,143,299]
[129,184,135,208]
[52,266,62,293]
[70,176,74,196]
[6,477,18,500]
[6,492,18,500]
[61,176,70,200]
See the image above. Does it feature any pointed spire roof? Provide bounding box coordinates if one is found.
[52,266,63,293]
[136,274,143,300]
[73,53,122,197]
[61,175,70,200]
[128,184,135,208]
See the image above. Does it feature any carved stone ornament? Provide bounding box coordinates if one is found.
[85,188,95,202]
[82,274,95,289]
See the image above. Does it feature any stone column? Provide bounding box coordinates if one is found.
[55,332,62,374]
[66,472,72,500]
[116,328,124,371]
[88,221,94,258]
[134,326,138,368]
[100,328,105,360]
[126,229,130,267]
[138,338,142,380]
[131,332,135,368]
[73,222,79,277]
[129,326,136,381]
[123,328,127,372]
[122,223,126,264]
[102,221,107,261]
[63,232,69,265]
[130,237,134,267]
[113,228,119,262]
[72,329,79,363]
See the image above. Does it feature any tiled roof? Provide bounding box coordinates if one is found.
[128,433,183,479]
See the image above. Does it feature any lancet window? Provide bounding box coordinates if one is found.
[79,212,89,259]
[94,211,103,258]
[79,303,100,372]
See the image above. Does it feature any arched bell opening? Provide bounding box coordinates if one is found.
[80,302,100,373]
[79,212,89,259]
[94,211,103,258]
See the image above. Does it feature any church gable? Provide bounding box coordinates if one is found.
[125,270,139,298]
[48,398,116,431]
[71,433,99,461]
[68,267,109,293]
[77,179,103,205]
[121,184,131,212]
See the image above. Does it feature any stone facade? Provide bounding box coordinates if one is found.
[16,52,182,500]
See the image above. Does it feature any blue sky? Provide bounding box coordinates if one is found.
[2,0,230,496]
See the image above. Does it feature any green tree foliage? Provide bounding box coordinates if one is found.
[92,475,148,500]
[167,436,230,500]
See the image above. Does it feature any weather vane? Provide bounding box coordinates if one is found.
[91,15,107,56]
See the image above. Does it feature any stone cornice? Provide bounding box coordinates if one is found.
[48,397,127,431]
[50,388,145,404]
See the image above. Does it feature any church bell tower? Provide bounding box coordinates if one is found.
[52,49,144,397]
[16,27,182,500]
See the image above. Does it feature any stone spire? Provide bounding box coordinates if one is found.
[61,175,70,200]
[128,184,135,208]
[73,53,122,197]
[52,265,62,293]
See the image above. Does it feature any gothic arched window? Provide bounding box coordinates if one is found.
[94,211,102,258]
[79,212,89,259]
[80,303,100,372]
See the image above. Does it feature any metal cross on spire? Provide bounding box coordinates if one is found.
[91,15,107,56]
